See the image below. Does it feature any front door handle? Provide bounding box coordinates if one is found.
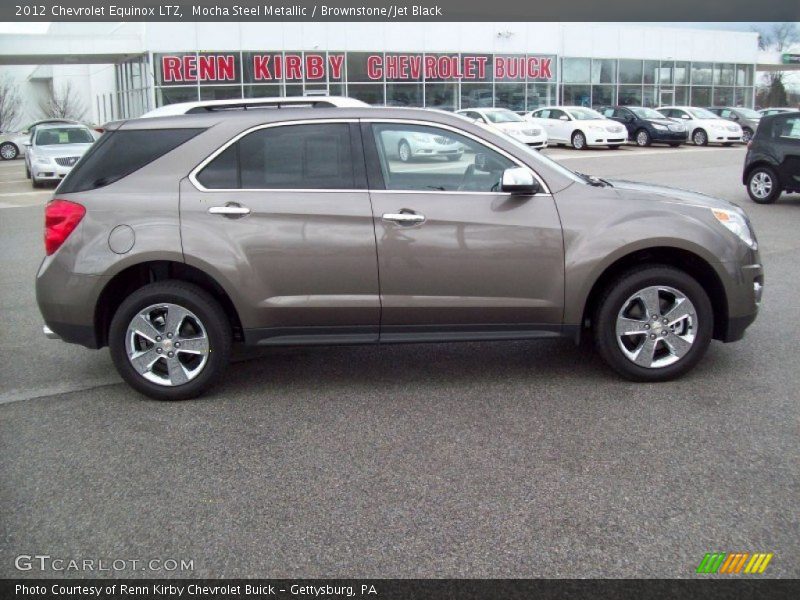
[208,203,251,217]
[382,211,426,226]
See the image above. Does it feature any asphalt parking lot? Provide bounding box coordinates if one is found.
[1,143,798,579]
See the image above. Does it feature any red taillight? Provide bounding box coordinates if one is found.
[45,199,85,255]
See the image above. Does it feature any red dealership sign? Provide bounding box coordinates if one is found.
[157,53,554,85]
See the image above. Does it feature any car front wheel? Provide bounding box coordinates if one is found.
[571,131,587,150]
[747,166,781,204]
[594,266,713,382]
[635,129,651,147]
[398,140,412,162]
[692,129,708,146]
[108,281,232,400]
[0,142,18,160]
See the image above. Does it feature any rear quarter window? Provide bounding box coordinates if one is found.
[58,128,204,194]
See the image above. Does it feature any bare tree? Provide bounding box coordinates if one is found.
[0,75,22,132]
[753,23,799,108]
[38,81,88,121]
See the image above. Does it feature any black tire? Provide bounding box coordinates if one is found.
[398,140,412,162]
[0,141,18,160]
[32,177,44,188]
[746,166,781,204]
[634,128,651,147]
[692,129,708,146]
[109,281,232,401]
[593,266,713,382]
[25,163,31,179]
[571,130,587,150]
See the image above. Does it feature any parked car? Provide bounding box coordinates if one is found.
[525,106,627,149]
[378,126,464,162]
[758,107,796,118]
[600,106,688,147]
[456,108,548,148]
[0,119,80,161]
[37,108,762,400]
[742,111,800,204]
[706,107,761,143]
[25,123,96,187]
[139,96,368,118]
[657,106,743,146]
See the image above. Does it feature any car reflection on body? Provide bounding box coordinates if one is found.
[457,107,548,148]
[379,127,465,163]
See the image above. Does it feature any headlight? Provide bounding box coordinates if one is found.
[35,157,51,165]
[712,123,726,131]
[711,208,756,249]
[588,125,604,131]
[653,124,667,131]
[410,133,432,142]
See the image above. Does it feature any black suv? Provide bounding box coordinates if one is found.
[743,111,800,204]
[600,106,688,147]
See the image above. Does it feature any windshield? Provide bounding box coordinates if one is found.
[484,110,524,123]
[736,108,761,119]
[687,108,720,120]
[567,107,604,120]
[35,127,94,145]
[630,107,665,119]
[494,129,584,185]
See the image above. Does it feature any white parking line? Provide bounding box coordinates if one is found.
[0,191,51,197]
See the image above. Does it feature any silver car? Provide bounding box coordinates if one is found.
[706,107,762,143]
[25,124,96,187]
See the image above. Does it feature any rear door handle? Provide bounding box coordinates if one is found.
[382,211,426,226]
[208,203,251,217]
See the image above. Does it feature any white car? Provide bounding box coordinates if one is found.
[525,106,627,149]
[456,108,548,149]
[25,123,96,188]
[140,96,368,118]
[376,127,464,163]
[657,106,743,146]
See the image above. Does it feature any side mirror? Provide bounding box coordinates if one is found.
[681,114,690,119]
[501,167,540,195]
[559,115,569,121]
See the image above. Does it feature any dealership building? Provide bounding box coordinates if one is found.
[0,22,765,124]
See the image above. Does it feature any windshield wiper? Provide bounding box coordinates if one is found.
[576,172,612,187]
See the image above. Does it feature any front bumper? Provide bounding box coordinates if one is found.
[32,162,74,181]
[650,130,688,142]
[586,133,628,146]
[507,133,548,148]
[410,141,463,158]
[718,261,763,342]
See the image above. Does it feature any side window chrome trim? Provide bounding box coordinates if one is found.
[188,118,360,193]
[361,117,551,195]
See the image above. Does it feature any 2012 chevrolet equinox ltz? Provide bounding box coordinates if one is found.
[36,107,763,400]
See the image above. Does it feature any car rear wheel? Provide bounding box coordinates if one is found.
[109,281,232,401]
[571,131,587,150]
[594,266,713,382]
[0,142,18,160]
[747,167,781,204]
[692,129,708,146]
[398,140,412,162]
[635,129,651,147]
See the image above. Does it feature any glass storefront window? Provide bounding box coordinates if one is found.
[736,64,753,87]
[714,63,735,86]
[713,86,735,106]
[734,87,754,108]
[244,85,282,98]
[460,83,494,107]
[156,86,199,105]
[643,61,659,84]
[526,83,557,109]
[494,83,526,111]
[659,61,674,85]
[425,83,458,110]
[618,60,643,84]
[561,84,591,106]
[674,86,688,105]
[591,85,616,108]
[691,63,713,85]
[562,58,591,83]
[346,52,377,82]
[199,86,242,100]
[618,85,642,106]
[592,59,616,84]
[674,62,690,85]
[691,86,712,106]
[642,86,657,107]
[386,83,423,107]
[347,83,384,105]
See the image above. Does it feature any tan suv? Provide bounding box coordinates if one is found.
[36,107,763,400]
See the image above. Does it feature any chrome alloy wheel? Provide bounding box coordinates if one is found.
[615,286,697,369]
[125,303,210,386]
[749,171,773,200]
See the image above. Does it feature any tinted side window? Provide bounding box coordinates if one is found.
[550,109,566,120]
[198,124,355,190]
[775,116,800,143]
[59,128,203,193]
